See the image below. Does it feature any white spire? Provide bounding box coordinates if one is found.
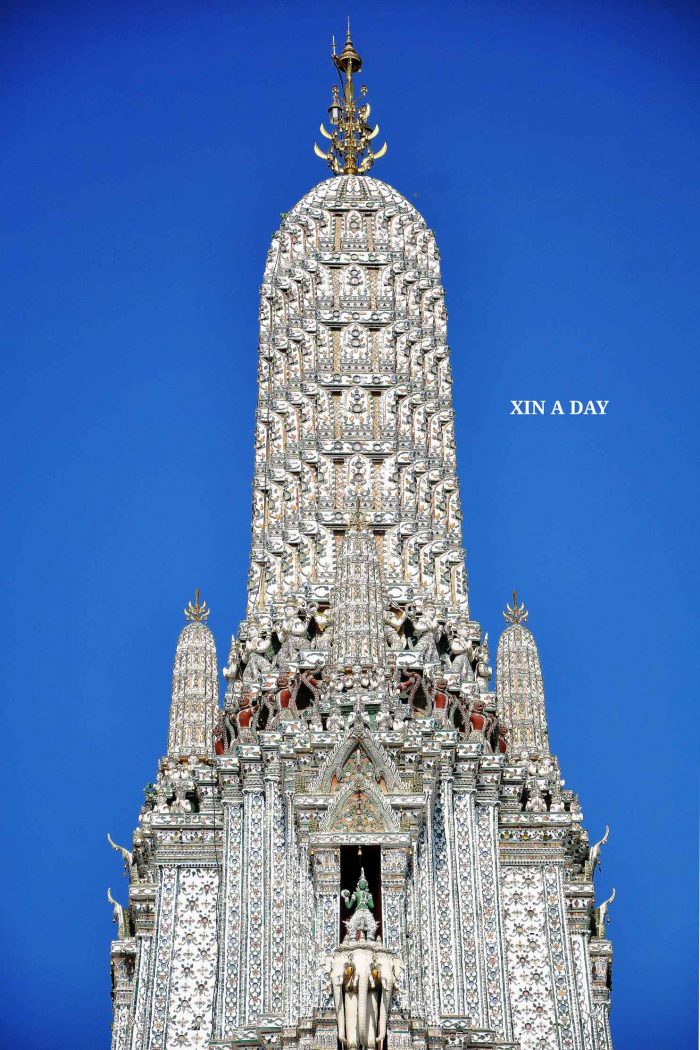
[496,595,550,756]
[167,591,219,756]
[248,175,467,620]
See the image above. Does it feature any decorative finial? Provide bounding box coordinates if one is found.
[314,25,387,176]
[184,587,210,624]
[503,590,528,626]
[350,495,366,530]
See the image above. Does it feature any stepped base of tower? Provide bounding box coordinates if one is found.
[109,719,613,1050]
[209,1017,519,1050]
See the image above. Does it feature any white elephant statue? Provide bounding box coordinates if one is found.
[327,943,403,1050]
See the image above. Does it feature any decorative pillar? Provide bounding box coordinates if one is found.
[129,882,156,1050]
[475,761,511,1039]
[312,848,340,1009]
[381,848,409,1012]
[589,940,614,1050]
[110,943,136,1050]
[242,753,266,1026]
[431,780,460,1018]
[567,882,597,1050]
[214,758,244,1039]
[453,751,486,1024]
[145,866,178,1050]
[263,752,287,1020]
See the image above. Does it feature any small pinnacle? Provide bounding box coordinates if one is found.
[503,590,528,626]
[184,587,210,623]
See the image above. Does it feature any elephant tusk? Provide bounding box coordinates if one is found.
[320,122,333,140]
[373,142,388,160]
[314,143,329,160]
[368,124,380,140]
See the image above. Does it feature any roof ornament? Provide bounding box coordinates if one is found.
[314,21,387,176]
[184,587,210,624]
[351,494,366,530]
[503,590,528,626]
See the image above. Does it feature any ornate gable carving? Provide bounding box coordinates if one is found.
[313,722,406,794]
[321,777,399,834]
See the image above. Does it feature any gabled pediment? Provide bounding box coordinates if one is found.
[313,720,406,794]
[320,775,400,833]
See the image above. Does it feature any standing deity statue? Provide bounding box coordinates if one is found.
[384,606,407,651]
[410,604,440,664]
[342,869,378,941]
[310,603,333,650]
[277,603,310,667]
[242,620,275,682]
[445,621,475,679]
[475,634,492,693]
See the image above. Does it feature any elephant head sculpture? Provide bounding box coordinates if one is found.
[376,955,403,1050]
[327,943,402,1050]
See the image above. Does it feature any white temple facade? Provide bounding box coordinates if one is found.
[108,29,615,1050]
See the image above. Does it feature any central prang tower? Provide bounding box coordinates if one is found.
[108,28,616,1050]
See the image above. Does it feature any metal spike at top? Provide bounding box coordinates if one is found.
[184,587,210,624]
[503,590,529,626]
[314,22,387,176]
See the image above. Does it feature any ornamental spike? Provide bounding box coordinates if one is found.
[184,587,210,623]
[313,26,388,176]
[503,589,528,625]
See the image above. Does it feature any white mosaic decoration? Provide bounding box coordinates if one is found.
[164,868,218,1048]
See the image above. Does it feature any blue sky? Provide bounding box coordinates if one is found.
[1,1,698,1046]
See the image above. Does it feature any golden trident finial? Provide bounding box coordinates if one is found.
[503,590,528,626]
[314,24,387,176]
[184,588,210,624]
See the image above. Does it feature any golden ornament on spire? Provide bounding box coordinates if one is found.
[314,21,387,176]
[503,590,528,626]
[184,588,210,624]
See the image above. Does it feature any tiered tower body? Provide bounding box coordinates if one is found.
[107,32,615,1050]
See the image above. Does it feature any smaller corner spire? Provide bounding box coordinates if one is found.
[184,587,210,624]
[503,590,528,626]
[313,24,387,176]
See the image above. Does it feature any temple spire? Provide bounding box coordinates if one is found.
[496,594,550,756]
[167,590,219,756]
[314,25,387,175]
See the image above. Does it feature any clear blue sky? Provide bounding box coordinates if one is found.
[1,2,697,1047]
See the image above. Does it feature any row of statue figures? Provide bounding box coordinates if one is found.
[215,665,502,750]
[224,599,492,687]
